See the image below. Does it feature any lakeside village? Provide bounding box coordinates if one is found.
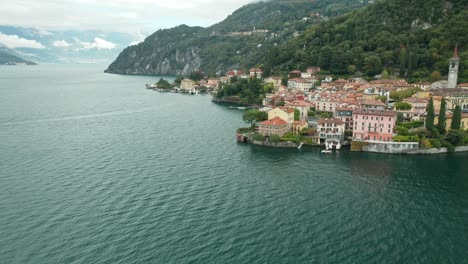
[147,48,468,154]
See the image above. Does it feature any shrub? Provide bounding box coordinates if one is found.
[444,129,465,146]
[395,126,410,136]
[419,137,432,149]
[393,135,420,142]
[442,141,455,152]
[252,133,265,141]
[428,139,441,149]
[269,135,281,143]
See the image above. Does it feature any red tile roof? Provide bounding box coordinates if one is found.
[259,117,288,126]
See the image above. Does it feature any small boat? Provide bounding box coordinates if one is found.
[321,149,332,154]
[237,107,246,110]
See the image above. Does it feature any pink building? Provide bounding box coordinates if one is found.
[352,109,397,142]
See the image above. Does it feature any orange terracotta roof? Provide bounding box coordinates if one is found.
[259,117,288,126]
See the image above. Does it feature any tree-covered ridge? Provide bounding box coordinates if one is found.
[268,0,468,82]
[210,0,368,33]
[106,0,368,75]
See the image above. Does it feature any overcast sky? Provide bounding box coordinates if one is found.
[0,0,254,36]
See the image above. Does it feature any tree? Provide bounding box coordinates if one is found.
[381,69,390,79]
[430,71,441,82]
[174,76,183,86]
[363,55,382,76]
[276,101,285,107]
[426,97,434,132]
[451,105,462,130]
[242,109,267,127]
[395,102,412,110]
[294,109,300,121]
[437,98,446,134]
[445,129,465,146]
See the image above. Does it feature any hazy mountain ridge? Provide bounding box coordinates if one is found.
[0,50,37,65]
[0,25,139,63]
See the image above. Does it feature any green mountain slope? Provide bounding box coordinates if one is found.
[0,51,37,65]
[269,0,468,82]
[105,0,368,76]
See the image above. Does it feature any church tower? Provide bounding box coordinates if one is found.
[447,46,459,88]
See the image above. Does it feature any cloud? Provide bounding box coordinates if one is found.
[0,32,45,49]
[0,0,254,34]
[129,40,142,46]
[77,37,117,50]
[52,40,71,48]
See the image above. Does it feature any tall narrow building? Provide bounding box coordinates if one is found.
[448,46,459,88]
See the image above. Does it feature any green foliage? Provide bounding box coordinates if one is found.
[444,129,465,146]
[294,109,300,121]
[269,0,468,81]
[395,102,412,110]
[381,69,390,79]
[428,139,441,149]
[395,126,410,136]
[420,137,432,149]
[217,77,266,104]
[425,97,435,131]
[174,76,183,86]
[188,71,204,81]
[393,135,420,142]
[156,78,174,89]
[252,133,265,141]
[436,98,447,134]
[397,121,424,129]
[317,111,333,118]
[237,127,255,134]
[276,101,285,107]
[269,135,281,143]
[442,141,455,152]
[376,95,387,103]
[451,105,462,130]
[390,88,420,102]
[307,110,316,118]
[242,109,267,126]
[430,71,441,82]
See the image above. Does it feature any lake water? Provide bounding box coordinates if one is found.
[1,64,467,263]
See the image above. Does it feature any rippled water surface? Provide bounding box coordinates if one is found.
[1,65,467,264]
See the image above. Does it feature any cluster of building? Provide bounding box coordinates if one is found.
[251,47,468,150]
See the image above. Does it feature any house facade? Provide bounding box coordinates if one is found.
[336,108,354,131]
[257,117,289,137]
[268,107,295,128]
[181,78,195,90]
[249,68,263,78]
[352,109,397,142]
[318,118,345,144]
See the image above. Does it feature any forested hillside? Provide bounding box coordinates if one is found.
[106,0,368,76]
[267,0,468,82]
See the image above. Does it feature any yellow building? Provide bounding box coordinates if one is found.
[435,113,468,131]
[257,117,289,137]
[268,107,295,128]
[292,120,309,134]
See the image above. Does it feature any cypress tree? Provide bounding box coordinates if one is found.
[451,105,462,130]
[437,98,447,134]
[426,97,434,132]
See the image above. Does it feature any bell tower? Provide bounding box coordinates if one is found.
[448,46,459,88]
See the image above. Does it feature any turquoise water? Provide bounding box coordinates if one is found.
[1,64,467,264]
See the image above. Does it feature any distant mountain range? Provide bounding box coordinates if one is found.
[0,51,36,65]
[0,25,140,64]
